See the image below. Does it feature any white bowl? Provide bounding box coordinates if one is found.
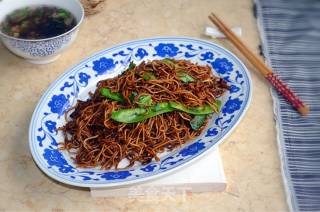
[0,0,84,64]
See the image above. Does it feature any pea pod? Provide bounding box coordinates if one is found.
[169,102,214,115]
[101,88,125,103]
[190,115,207,130]
[111,107,147,123]
[137,95,153,106]
[161,58,176,67]
[111,102,174,123]
[143,72,157,80]
[176,71,195,83]
[212,100,222,113]
[161,59,195,83]
[111,100,222,124]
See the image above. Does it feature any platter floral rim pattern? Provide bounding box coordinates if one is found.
[29,37,252,187]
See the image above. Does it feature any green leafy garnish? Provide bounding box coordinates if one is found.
[12,7,30,21]
[58,12,69,19]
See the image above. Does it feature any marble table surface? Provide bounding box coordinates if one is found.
[0,0,288,211]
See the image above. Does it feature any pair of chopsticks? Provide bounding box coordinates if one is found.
[208,13,309,115]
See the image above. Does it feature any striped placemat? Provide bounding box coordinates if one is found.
[255,0,320,211]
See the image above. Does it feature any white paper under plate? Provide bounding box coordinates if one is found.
[91,148,226,197]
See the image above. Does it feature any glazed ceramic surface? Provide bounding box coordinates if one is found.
[29,37,252,187]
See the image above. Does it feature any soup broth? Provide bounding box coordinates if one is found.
[1,6,77,39]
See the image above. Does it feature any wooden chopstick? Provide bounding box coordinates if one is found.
[208,13,309,115]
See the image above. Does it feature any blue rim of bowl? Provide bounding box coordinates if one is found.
[29,37,253,188]
[0,0,84,42]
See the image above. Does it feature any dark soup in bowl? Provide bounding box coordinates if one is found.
[0,6,77,39]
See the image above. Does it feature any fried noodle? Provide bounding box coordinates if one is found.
[60,59,228,169]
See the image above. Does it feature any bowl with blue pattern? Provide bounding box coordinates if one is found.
[29,37,252,187]
[0,0,84,64]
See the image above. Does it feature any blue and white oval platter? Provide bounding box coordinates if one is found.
[29,37,252,187]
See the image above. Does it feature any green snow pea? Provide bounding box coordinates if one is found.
[142,72,157,80]
[111,102,174,123]
[100,88,125,104]
[190,115,207,130]
[169,102,214,115]
[137,95,153,106]
[161,58,176,67]
[111,100,222,124]
[176,71,195,83]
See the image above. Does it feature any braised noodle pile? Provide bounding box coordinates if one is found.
[60,59,229,169]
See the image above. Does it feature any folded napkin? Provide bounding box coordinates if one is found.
[256,0,320,211]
